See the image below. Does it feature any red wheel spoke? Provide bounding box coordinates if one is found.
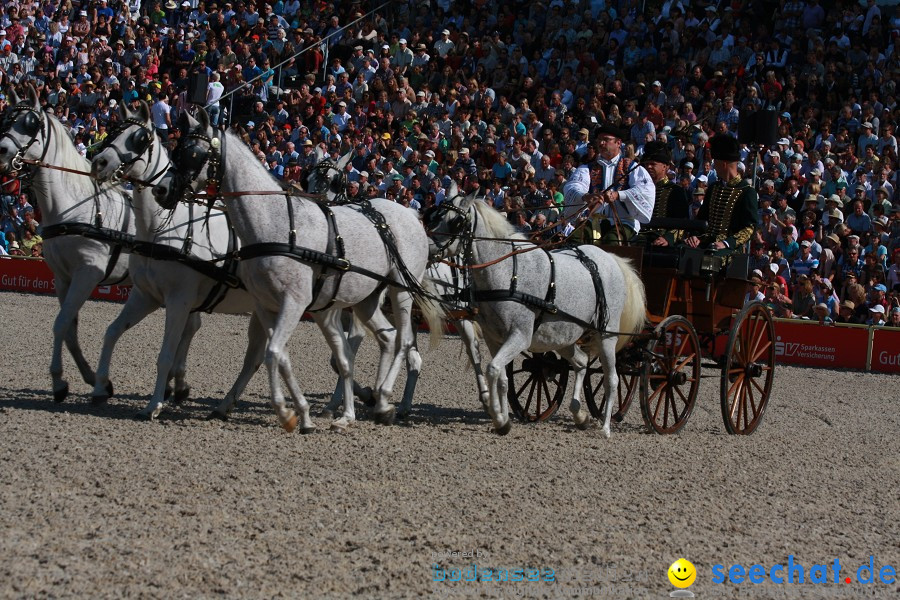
[727,373,743,398]
[673,328,690,357]
[749,376,766,401]
[751,339,772,363]
[669,387,680,423]
[746,383,758,419]
[523,380,537,414]
[674,352,697,372]
[662,387,671,428]
[730,377,745,420]
[515,373,535,399]
[651,385,666,422]
[674,385,690,414]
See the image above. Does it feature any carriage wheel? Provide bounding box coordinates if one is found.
[506,352,569,422]
[640,316,701,434]
[721,302,775,435]
[583,357,639,422]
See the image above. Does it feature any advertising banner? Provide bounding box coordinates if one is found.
[870,327,900,374]
[0,257,131,302]
[773,319,870,370]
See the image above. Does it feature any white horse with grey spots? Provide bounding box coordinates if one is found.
[151,108,443,433]
[0,84,134,403]
[89,100,266,420]
[426,193,646,437]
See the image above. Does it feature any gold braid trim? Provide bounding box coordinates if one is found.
[732,225,755,247]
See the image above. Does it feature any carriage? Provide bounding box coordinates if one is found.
[504,232,776,436]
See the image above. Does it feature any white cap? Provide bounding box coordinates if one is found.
[652,80,661,87]
[777,137,790,145]
[870,305,885,314]
[399,38,407,44]
[359,170,369,177]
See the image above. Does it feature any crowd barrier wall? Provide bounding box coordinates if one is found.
[2,257,897,373]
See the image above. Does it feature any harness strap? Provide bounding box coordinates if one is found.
[307,204,346,313]
[131,242,243,290]
[571,247,609,332]
[42,221,134,284]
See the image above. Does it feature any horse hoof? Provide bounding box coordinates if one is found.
[163,386,173,400]
[373,406,396,426]
[299,426,317,435]
[396,408,410,420]
[320,409,335,421]
[494,420,512,436]
[281,413,298,433]
[330,417,351,433]
[172,387,191,405]
[91,394,110,406]
[133,411,154,422]
[53,383,69,403]
[602,426,611,440]
[358,387,375,407]
[575,418,594,431]
[105,381,114,398]
[207,410,228,421]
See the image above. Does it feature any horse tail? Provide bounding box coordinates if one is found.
[609,254,647,352]
[418,276,447,349]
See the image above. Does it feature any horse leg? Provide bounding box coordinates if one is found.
[597,337,619,439]
[350,294,398,424]
[210,312,267,420]
[168,312,201,404]
[397,338,421,419]
[458,320,490,412]
[371,289,418,425]
[91,287,160,404]
[323,311,369,418]
[50,274,99,401]
[314,310,357,432]
[135,296,193,420]
[484,334,530,435]
[559,344,593,430]
[264,299,314,433]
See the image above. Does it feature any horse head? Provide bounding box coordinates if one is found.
[306,147,351,199]
[91,100,155,182]
[152,107,217,210]
[425,190,479,261]
[0,84,46,173]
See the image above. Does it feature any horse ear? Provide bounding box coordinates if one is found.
[462,191,479,209]
[196,107,211,134]
[336,149,352,170]
[137,100,151,124]
[26,83,39,109]
[9,87,21,105]
[446,178,459,201]
[119,102,130,121]
[177,110,197,134]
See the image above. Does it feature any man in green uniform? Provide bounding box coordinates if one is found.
[683,135,757,255]
[635,141,691,247]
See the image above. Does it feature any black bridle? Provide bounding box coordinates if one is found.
[425,198,476,260]
[95,118,165,187]
[160,127,224,210]
[0,103,52,171]
[309,159,347,201]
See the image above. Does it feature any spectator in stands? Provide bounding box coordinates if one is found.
[888,306,900,328]
[792,276,817,319]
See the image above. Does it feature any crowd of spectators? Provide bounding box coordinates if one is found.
[0,0,899,325]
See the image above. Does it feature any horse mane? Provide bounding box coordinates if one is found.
[45,111,92,172]
[222,128,282,189]
[472,199,525,240]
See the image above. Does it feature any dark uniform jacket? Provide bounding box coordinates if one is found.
[696,177,758,250]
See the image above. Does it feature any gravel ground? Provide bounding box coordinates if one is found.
[0,291,898,600]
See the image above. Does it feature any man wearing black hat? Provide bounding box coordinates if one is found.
[561,122,654,245]
[635,141,690,247]
[683,135,757,254]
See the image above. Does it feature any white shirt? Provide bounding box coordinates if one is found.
[151,99,171,130]
[563,157,655,233]
[206,81,224,105]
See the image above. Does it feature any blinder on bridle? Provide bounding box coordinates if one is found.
[0,103,49,170]
[311,160,347,197]
[97,118,156,181]
[425,199,472,257]
[160,129,222,210]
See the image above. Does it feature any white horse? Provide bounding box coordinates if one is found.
[426,194,646,437]
[89,100,266,420]
[305,159,490,412]
[0,84,135,402]
[152,108,442,432]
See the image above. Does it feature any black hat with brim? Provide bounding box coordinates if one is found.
[594,122,629,141]
[709,134,740,161]
[641,141,672,165]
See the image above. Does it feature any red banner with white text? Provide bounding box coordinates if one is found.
[772,318,871,370]
[0,257,131,301]
[870,327,900,374]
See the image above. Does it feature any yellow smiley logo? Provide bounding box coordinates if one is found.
[668,558,697,588]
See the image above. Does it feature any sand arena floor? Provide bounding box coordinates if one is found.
[0,291,898,599]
